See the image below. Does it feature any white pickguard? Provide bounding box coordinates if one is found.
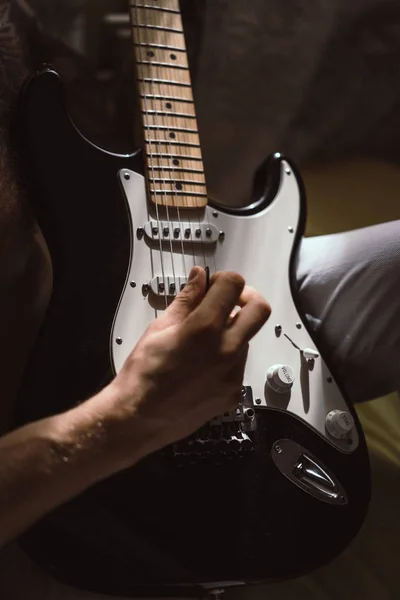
[111,162,358,453]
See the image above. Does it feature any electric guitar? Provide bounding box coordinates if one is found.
[14,0,370,596]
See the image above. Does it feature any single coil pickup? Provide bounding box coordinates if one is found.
[149,275,188,297]
[143,220,221,243]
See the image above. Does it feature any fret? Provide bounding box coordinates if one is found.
[138,78,191,88]
[137,48,188,67]
[141,99,194,115]
[139,82,193,101]
[150,189,208,197]
[133,24,183,34]
[146,160,204,172]
[134,42,185,52]
[132,30,185,51]
[147,192,207,209]
[137,64,191,84]
[144,123,198,133]
[138,60,188,70]
[144,139,200,151]
[144,110,197,119]
[146,130,200,146]
[150,178,206,185]
[146,141,200,149]
[147,153,203,161]
[141,94,193,103]
[132,2,180,12]
[132,6,181,29]
[149,168,206,180]
[145,140,201,158]
[130,4,180,14]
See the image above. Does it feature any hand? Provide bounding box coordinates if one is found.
[106,267,271,469]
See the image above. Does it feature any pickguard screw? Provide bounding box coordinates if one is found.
[285,168,291,175]
[255,398,262,405]
[275,444,282,453]
[327,377,333,383]
[275,324,282,337]
[219,231,225,240]
[130,281,136,288]
[288,226,294,233]
[124,172,130,180]
[137,227,144,239]
[212,210,218,217]
[296,322,302,329]
[116,337,123,345]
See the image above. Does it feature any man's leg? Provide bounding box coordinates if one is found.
[297,220,400,403]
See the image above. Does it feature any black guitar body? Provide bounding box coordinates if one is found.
[13,69,370,597]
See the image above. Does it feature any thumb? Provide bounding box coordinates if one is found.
[162,267,207,325]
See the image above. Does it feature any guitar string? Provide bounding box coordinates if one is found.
[146,3,208,275]
[134,0,215,289]
[159,10,204,279]
[134,4,198,296]
[133,1,170,309]
[135,5,180,301]
[146,26,188,283]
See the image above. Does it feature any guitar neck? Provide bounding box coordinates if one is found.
[130,0,207,209]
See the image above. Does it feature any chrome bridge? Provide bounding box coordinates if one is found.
[172,386,257,467]
[142,220,221,244]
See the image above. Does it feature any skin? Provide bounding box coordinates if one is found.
[0,265,271,546]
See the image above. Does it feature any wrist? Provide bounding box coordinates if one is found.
[52,383,153,484]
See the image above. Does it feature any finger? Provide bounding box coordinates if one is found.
[225,286,271,346]
[223,345,249,409]
[191,271,245,330]
[161,267,207,325]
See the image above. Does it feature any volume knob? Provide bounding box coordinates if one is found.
[267,364,295,394]
[325,410,354,439]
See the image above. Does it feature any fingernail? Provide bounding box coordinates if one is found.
[188,267,198,281]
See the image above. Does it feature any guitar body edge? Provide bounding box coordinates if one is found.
[13,68,370,597]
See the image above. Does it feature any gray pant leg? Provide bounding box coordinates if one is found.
[296,220,400,403]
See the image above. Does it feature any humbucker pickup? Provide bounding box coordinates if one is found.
[143,220,221,244]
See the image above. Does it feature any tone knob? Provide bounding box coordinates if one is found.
[267,364,295,394]
[325,410,354,439]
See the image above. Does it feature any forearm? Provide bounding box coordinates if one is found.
[0,384,145,547]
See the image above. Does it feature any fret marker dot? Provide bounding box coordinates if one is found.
[169,132,176,139]
[176,182,183,190]
[166,102,172,109]
[173,159,179,166]
[147,51,155,58]
[170,54,177,60]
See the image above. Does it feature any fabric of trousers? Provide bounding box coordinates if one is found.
[297,220,400,403]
